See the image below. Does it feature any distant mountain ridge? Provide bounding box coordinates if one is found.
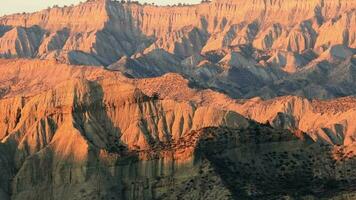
[0,0,355,99]
[1,0,355,60]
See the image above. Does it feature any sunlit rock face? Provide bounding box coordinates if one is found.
[0,0,354,59]
[0,78,349,200]
[0,60,249,200]
[0,0,355,99]
[0,60,354,199]
[0,0,356,199]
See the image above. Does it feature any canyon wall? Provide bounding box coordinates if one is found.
[0,0,355,62]
[0,65,354,199]
[0,0,355,199]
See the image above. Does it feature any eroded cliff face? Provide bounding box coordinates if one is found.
[0,61,248,199]
[0,0,355,100]
[235,96,356,146]
[0,1,355,198]
[133,73,356,147]
[0,58,355,199]
[0,82,355,199]
[0,0,355,62]
[0,58,355,147]
[0,84,341,199]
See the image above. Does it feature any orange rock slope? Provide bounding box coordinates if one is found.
[0,0,355,62]
[0,59,355,199]
[0,0,355,199]
[0,58,354,146]
[0,0,355,100]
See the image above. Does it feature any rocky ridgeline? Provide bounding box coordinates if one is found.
[0,59,354,148]
[0,60,354,199]
[0,0,355,99]
[0,73,248,199]
[0,0,355,199]
[0,0,354,59]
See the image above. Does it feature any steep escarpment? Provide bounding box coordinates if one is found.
[0,0,355,198]
[0,59,127,98]
[0,0,354,59]
[0,0,355,99]
[0,0,148,65]
[0,58,355,199]
[1,0,355,58]
[0,26,44,58]
[1,80,356,199]
[1,59,355,147]
[235,96,356,146]
[0,74,250,200]
[133,73,356,147]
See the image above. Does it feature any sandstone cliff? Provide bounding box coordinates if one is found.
[0,0,356,199]
[1,0,355,58]
[0,63,248,199]
[0,58,355,199]
[0,58,354,147]
[0,0,355,99]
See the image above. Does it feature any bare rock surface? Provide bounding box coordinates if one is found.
[0,59,354,199]
[0,0,356,199]
[0,0,355,99]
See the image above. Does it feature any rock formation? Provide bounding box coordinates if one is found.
[0,59,354,199]
[0,0,355,99]
[0,0,355,199]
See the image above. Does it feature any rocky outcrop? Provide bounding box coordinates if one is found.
[0,58,355,199]
[132,73,356,147]
[1,80,356,199]
[37,28,69,56]
[0,58,354,148]
[0,26,44,58]
[234,96,356,146]
[148,26,209,59]
[0,59,126,99]
[0,70,251,199]
[0,0,354,62]
[0,0,355,100]
[0,0,355,198]
[315,10,356,49]
[108,49,184,77]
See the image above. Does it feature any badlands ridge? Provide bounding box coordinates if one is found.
[0,59,355,199]
[0,0,355,199]
[0,0,355,98]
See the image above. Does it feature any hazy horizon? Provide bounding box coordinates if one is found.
[1,0,201,16]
